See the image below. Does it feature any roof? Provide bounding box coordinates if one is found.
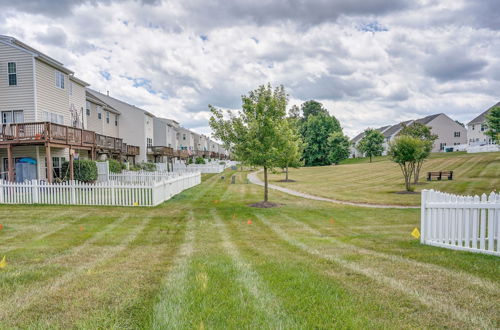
[86,88,155,118]
[468,102,500,125]
[382,120,412,138]
[414,113,441,125]
[85,90,121,115]
[0,35,89,85]
[351,125,391,143]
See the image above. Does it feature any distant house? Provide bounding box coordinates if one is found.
[350,113,467,157]
[467,102,499,146]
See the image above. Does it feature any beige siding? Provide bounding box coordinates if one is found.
[427,114,467,152]
[102,110,119,137]
[86,101,103,133]
[0,42,35,122]
[35,60,70,124]
[69,80,86,128]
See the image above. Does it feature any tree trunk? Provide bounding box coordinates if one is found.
[263,166,269,202]
[369,154,372,163]
[413,160,422,184]
[285,165,289,181]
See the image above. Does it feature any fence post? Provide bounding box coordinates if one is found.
[0,180,4,204]
[32,179,39,204]
[420,189,427,244]
[71,180,76,204]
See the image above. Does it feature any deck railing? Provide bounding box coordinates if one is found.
[147,146,174,156]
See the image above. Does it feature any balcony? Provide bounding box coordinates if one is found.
[147,146,174,157]
[127,145,140,155]
[96,133,123,153]
[0,122,95,148]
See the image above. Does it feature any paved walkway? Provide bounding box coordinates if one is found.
[247,171,419,209]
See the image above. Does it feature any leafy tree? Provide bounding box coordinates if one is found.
[300,100,329,120]
[388,136,426,192]
[300,112,341,166]
[485,106,500,144]
[327,132,351,164]
[289,104,300,119]
[195,157,206,164]
[209,84,288,203]
[276,119,304,181]
[358,128,384,162]
[398,123,437,183]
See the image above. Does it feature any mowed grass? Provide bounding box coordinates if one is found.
[0,169,499,328]
[263,152,500,206]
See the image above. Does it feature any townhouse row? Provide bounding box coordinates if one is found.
[350,102,499,158]
[0,35,228,183]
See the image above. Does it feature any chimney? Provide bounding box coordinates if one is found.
[107,90,109,96]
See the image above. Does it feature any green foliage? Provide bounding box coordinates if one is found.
[62,159,98,183]
[358,129,384,163]
[327,132,351,164]
[107,159,125,173]
[300,112,341,166]
[209,83,288,201]
[300,100,329,120]
[195,157,206,164]
[485,106,500,144]
[388,136,426,191]
[141,162,157,171]
[187,158,193,165]
[276,119,305,180]
[398,122,437,183]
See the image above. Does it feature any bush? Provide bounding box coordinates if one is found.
[187,158,193,165]
[62,159,98,183]
[107,159,124,173]
[138,162,157,172]
[195,157,206,164]
[219,161,226,165]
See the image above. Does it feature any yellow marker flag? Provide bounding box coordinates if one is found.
[0,256,6,269]
[411,227,421,239]
[133,202,139,206]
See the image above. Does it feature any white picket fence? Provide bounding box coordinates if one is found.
[467,144,499,153]
[0,172,200,207]
[109,170,184,185]
[420,190,500,256]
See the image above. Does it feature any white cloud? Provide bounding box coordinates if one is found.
[0,0,499,137]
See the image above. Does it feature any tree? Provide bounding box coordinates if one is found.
[61,159,98,183]
[276,119,304,181]
[209,84,288,204]
[327,132,351,164]
[485,106,500,144]
[398,123,437,183]
[300,100,329,120]
[300,112,341,166]
[358,128,384,162]
[388,136,426,192]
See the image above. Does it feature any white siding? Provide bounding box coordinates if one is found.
[0,42,35,122]
[69,80,86,128]
[427,114,467,152]
[35,60,70,124]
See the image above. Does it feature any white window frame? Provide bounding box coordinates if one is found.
[1,110,24,124]
[55,71,65,89]
[106,111,110,124]
[7,62,17,86]
[97,106,102,120]
[86,101,91,116]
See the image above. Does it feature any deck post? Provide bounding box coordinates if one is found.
[46,143,53,183]
[69,148,74,181]
[7,144,14,182]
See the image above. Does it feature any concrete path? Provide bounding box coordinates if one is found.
[247,171,419,209]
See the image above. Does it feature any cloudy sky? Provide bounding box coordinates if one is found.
[1,0,499,137]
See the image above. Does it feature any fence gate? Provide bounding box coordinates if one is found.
[97,161,109,182]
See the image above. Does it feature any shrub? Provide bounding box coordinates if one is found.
[108,159,124,173]
[139,162,157,172]
[187,158,193,165]
[219,161,226,165]
[195,157,206,164]
[62,159,98,183]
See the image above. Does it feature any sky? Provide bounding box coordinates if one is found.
[1,0,499,137]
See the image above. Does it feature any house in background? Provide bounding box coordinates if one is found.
[0,35,93,182]
[350,113,467,157]
[86,89,146,163]
[151,117,177,163]
[467,102,499,146]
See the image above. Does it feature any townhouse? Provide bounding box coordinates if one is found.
[351,113,467,157]
[0,35,93,182]
[0,35,228,182]
[467,102,499,146]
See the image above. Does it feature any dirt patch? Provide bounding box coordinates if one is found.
[249,201,282,208]
[278,179,296,182]
[395,191,420,195]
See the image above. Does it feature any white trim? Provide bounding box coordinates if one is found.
[0,39,37,56]
[6,61,17,86]
[33,56,38,120]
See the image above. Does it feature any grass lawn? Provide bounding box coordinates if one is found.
[263,152,500,206]
[0,169,498,328]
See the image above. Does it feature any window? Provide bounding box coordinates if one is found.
[8,62,17,86]
[481,123,487,132]
[106,111,110,124]
[86,101,91,116]
[440,143,446,151]
[183,134,186,141]
[115,114,118,126]
[42,111,63,124]
[147,138,153,147]
[1,110,23,124]
[46,156,66,179]
[55,71,65,89]
[472,125,475,130]
[97,106,102,120]
[454,132,460,137]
